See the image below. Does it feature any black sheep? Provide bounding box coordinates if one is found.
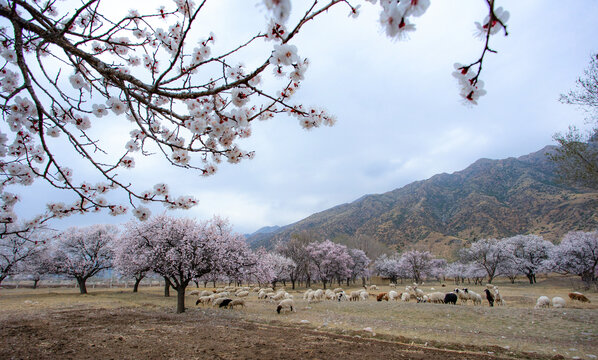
[444,292,457,305]
[484,289,494,307]
[218,298,233,308]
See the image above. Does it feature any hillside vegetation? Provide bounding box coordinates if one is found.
[248,146,598,258]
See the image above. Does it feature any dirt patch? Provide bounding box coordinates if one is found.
[0,306,532,360]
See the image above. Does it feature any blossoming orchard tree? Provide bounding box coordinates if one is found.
[46,224,117,294]
[112,223,154,292]
[549,230,598,286]
[122,214,253,313]
[0,0,510,238]
[503,234,553,284]
[0,228,43,286]
[460,238,510,284]
[306,239,353,289]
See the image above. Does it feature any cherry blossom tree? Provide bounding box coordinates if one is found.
[122,214,253,313]
[250,249,294,288]
[398,250,434,284]
[460,238,510,284]
[46,224,117,294]
[374,253,403,284]
[549,230,598,285]
[347,248,370,286]
[306,239,353,289]
[276,232,312,289]
[503,234,553,284]
[112,223,154,292]
[0,228,43,286]
[0,0,509,238]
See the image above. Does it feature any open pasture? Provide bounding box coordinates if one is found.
[1,277,597,359]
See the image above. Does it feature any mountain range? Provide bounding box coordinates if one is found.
[246,146,598,258]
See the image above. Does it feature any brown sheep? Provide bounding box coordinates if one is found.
[377,292,389,302]
[569,292,590,303]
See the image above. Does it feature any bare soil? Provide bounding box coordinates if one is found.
[0,306,539,360]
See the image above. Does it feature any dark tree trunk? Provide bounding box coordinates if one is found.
[77,277,87,294]
[291,279,296,290]
[194,280,199,288]
[133,277,142,293]
[176,286,187,314]
[212,280,216,288]
[203,281,208,288]
[33,279,39,289]
[322,280,327,289]
[163,277,171,297]
[283,280,286,287]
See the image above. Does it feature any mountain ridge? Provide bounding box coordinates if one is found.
[246,146,598,258]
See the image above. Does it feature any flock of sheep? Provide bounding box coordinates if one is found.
[190,283,591,314]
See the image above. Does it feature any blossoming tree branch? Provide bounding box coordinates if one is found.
[0,0,509,237]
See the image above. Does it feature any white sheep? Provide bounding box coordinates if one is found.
[313,289,324,302]
[188,289,201,296]
[535,296,551,308]
[195,295,213,306]
[303,289,314,300]
[229,299,246,309]
[333,287,344,294]
[401,292,410,302]
[270,291,289,301]
[337,291,348,301]
[235,290,249,298]
[325,289,336,300]
[454,288,469,304]
[200,290,213,297]
[349,290,361,301]
[388,290,399,301]
[389,283,396,288]
[466,289,482,306]
[426,292,445,304]
[359,290,369,301]
[276,299,295,314]
[369,285,378,290]
[552,296,566,308]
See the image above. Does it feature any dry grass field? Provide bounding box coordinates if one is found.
[1,275,597,359]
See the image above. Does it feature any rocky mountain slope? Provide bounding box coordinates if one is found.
[247,146,598,258]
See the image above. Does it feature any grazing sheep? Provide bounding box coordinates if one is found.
[200,290,212,297]
[389,283,396,288]
[252,287,260,292]
[454,288,469,304]
[552,296,566,308]
[377,292,389,302]
[494,289,505,306]
[229,299,246,309]
[303,289,314,300]
[333,288,344,294]
[325,289,336,300]
[426,292,445,304]
[337,292,348,301]
[401,292,410,302]
[349,290,361,301]
[535,296,551,309]
[312,289,324,302]
[569,292,590,303]
[463,288,482,306]
[235,290,249,298]
[359,291,369,301]
[214,298,233,308]
[444,293,458,305]
[188,290,201,296]
[195,295,213,306]
[484,289,494,307]
[388,290,399,301]
[276,299,295,314]
[271,291,289,302]
[369,285,378,290]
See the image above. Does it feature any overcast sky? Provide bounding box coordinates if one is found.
[10,0,598,234]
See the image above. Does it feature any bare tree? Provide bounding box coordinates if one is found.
[551,53,598,188]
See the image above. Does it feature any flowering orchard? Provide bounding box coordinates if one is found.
[0,0,509,237]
